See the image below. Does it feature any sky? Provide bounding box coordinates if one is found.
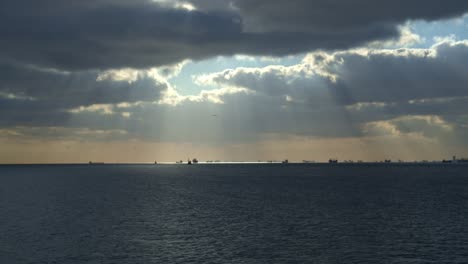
[1,0,468,163]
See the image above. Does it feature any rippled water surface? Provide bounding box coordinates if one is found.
[1,164,468,263]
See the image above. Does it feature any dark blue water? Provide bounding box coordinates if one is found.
[1,164,468,263]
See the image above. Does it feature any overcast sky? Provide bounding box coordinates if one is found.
[1,0,468,163]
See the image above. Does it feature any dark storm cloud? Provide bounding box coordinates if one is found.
[1,0,468,70]
[0,0,242,70]
[226,0,468,32]
[325,44,468,105]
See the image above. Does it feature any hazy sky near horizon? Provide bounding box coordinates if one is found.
[1,0,468,163]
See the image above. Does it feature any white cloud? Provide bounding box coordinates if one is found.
[186,87,252,104]
[368,24,424,48]
[196,39,468,106]
[433,34,457,44]
[97,60,190,84]
[151,0,197,11]
[159,85,251,105]
[0,92,36,101]
[69,104,115,115]
[363,115,454,139]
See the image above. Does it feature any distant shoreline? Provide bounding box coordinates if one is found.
[1,162,468,166]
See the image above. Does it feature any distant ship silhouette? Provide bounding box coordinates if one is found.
[89,161,104,165]
[187,158,199,165]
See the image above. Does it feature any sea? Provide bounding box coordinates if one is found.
[1,163,468,264]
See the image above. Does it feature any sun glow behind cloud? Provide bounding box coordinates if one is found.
[1,1,468,162]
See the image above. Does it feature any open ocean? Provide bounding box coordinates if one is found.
[1,164,468,263]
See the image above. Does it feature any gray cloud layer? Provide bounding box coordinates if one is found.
[201,41,468,106]
[1,0,468,70]
[1,1,468,147]
[229,0,468,32]
[2,40,468,141]
[191,40,468,139]
[0,63,166,127]
[0,64,165,107]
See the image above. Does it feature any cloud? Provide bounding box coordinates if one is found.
[222,0,468,33]
[0,63,167,127]
[368,25,424,48]
[2,1,468,162]
[363,115,454,137]
[0,126,129,141]
[6,39,468,143]
[189,39,468,143]
[1,0,468,70]
[197,40,468,106]
[0,63,166,107]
